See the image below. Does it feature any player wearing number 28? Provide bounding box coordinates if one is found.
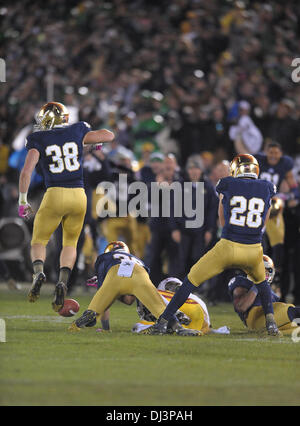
[150,154,281,336]
[18,102,114,311]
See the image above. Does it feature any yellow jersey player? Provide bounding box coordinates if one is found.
[18,102,114,311]
[150,154,281,336]
[228,255,300,335]
[68,241,200,336]
[133,277,211,335]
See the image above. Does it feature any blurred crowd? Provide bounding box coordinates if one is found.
[1,0,300,304]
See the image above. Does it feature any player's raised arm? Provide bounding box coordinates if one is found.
[83,129,115,145]
[18,148,40,219]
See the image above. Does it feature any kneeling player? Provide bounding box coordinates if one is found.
[228,255,300,335]
[68,241,200,336]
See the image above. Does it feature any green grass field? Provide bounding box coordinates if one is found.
[1,285,300,406]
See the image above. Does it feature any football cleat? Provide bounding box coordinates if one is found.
[104,241,130,254]
[71,309,97,329]
[147,317,168,335]
[36,102,69,130]
[167,318,202,336]
[68,322,81,332]
[176,328,203,337]
[52,282,67,312]
[266,314,281,337]
[230,154,259,179]
[28,272,46,302]
[147,317,201,336]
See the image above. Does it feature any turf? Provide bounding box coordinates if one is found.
[1,285,300,406]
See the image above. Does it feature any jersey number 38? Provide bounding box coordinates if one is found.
[229,196,265,228]
[46,142,80,174]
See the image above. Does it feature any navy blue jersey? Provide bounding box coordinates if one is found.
[255,153,293,188]
[216,176,276,244]
[25,122,91,188]
[228,275,279,324]
[95,250,150,289]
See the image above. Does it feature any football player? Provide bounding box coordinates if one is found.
[255,142,296,190]
[228,255,300,335]
[133,277,211,335]
[68,241,200,336]
[18,102,114,311]
[149,154,281,336]
[255,142,297,291]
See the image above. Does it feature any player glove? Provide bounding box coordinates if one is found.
[86,275,98,288]
[175,310,191,325]
[18,204,33,220]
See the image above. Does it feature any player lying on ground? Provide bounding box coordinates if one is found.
[228,254,300,335]
[132,277,230,336]
[18,102,114,311]
[148,154,281,336]
[68,241,201,336]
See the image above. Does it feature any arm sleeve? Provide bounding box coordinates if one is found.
[95,254,107,288]
[268,181,277,198]
[25,134,39,152]
[216,177,228,195]
[227,277,237,300]
[79,121,92,143]
[228,276,252,299]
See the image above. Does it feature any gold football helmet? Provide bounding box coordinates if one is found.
[104,241,130,254]
[36,102,69,130]
[263,255,275,284]
[230,154,259,179]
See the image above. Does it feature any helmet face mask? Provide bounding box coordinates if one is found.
[230,154,259,179]
[263,255,275,284]
[104,241,130,254]
[36,102,69,130]
[158,277,182,292]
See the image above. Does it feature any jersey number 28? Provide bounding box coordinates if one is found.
[229,196,265,228]
[46,142,80,174]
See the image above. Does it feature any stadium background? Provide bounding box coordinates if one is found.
[1,0,300,304]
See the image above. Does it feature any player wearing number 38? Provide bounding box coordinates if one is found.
[18,102,114,311]
[150,154,281,337]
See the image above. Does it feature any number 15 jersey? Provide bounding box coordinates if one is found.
[25,122,91,188]
[216,176,276,244]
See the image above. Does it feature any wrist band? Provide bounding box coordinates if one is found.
[18,192,28,205]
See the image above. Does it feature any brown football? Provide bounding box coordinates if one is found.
[58,299,80,317]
